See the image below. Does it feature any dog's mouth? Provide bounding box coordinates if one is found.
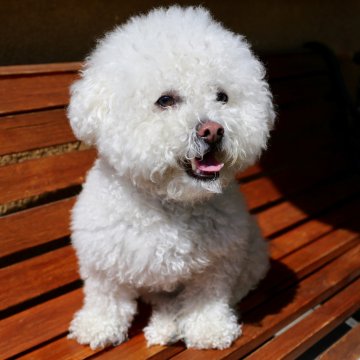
[183,150,224,181]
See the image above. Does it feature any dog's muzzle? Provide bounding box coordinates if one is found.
[183,120,225,181]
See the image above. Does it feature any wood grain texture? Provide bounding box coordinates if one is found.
[0,73,77,115]
[0,245,78,311]
[319,324,360,360]
[246,278,360,360]
[20,337,98,360]
[0,197,75,257]
[269,197,360,260]
[0,109,77,155]
[0,62,81,76]
[256,173,360,237]
[0,289,83,359]
[0,149,96,204]
[240,225,360,313]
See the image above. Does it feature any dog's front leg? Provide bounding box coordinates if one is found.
[144,291,180,346]
[68,275,138,349]
[177,269,241,350]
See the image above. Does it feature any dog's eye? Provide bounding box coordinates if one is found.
[156,95,176,108]
[216,91,228,103]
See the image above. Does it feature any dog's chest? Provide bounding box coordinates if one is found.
[106,199,247,291]
[73,167,249,291]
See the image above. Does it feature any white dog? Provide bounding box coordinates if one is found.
[68,6,274,350]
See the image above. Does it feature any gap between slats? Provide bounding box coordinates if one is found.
[318,322,360,360]
[0,149,96,205]
[245,278,360,360]
[0,108,77,155]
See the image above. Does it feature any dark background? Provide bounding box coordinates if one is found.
[1,0,359,99]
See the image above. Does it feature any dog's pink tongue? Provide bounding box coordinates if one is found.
[195,153,224,173]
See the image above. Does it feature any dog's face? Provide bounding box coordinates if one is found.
[68,7,274,202]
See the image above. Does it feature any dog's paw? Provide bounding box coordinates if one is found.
[144,312,178,346]
[68,309,128,350]
[180,304,242,350]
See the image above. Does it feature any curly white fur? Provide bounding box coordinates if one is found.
[68,6,274,350]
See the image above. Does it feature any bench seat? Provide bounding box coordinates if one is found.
[0,45,359,359]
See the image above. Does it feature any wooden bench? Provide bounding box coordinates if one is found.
[1,44,359,360]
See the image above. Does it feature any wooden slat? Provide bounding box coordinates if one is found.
[240,226,360,314]
[319,324,360,360]
[0,73,77,115]
[19,337,97,360]
[246,279,360,360]
[167,245,360,360]
[0,289,84,360]
[257,173,360,237]
[0,246,78,311]
[0,109,77,155]
[95,334,176,360]
[0,62,81,76]
[269,228,359,291]
[236,164,263,181]
[0,197,75,258]
[0,148,96,204]
[269,198,360,260]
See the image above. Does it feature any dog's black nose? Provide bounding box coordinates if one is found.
[197,120,224,144]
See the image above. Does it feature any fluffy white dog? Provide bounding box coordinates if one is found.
[68,6,274,350]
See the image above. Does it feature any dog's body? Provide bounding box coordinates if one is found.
[68,6,274,350]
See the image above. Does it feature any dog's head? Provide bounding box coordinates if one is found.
[68,6,275,202]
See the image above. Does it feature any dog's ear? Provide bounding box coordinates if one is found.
[67,72,108,145]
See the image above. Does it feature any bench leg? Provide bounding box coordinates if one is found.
[68,276,138,350]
